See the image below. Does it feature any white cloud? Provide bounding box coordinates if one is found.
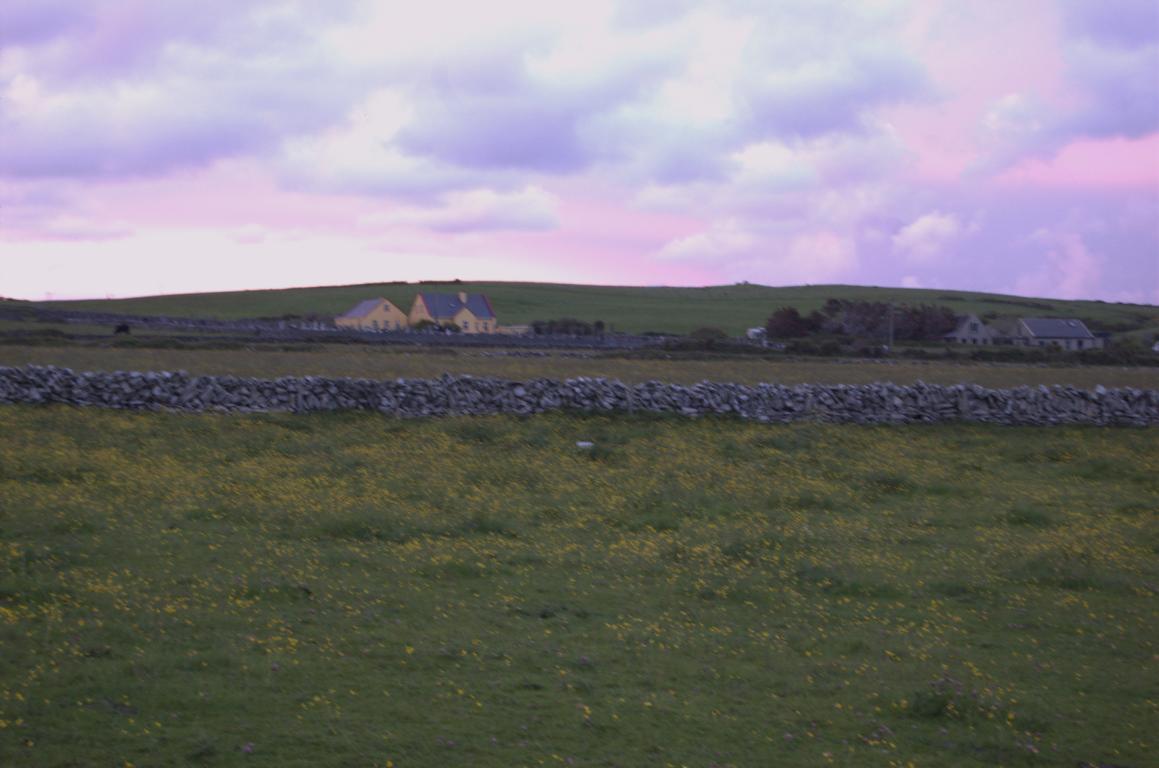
[1013,230,1103,300]
[0,4,355,179]
[656,218,755,262]
[892,211,962,263]
[730,141,817,190]
[656,221,857,285]
[2,0,933,221]
[1,225,517,299]
[377,186,560,233]
[779,232,858,281]
[0,180,132,240]
[722,231,858,285]
[982,93,1048,140]
[278,89,486,198]
[975,2,1159,171]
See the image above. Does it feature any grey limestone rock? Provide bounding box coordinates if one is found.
[0,365,1156,426]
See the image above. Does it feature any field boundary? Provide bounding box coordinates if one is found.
[0,305,659,349]
[2,365,1157,425]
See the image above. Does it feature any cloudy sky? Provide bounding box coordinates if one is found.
[2,0,1157,302]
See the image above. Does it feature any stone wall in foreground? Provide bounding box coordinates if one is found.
[1,365,1156,425]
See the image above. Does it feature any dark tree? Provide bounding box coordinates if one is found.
[821,298,845,318]
[897,304,957,340]
[531,318,594,336]
[766,307,809,338]
[813,299,957,340]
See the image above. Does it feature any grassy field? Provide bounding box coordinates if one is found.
[3,343,1159,390]
[1,407,1155,767]
[0,320,225,338]
[27,281,1159,337]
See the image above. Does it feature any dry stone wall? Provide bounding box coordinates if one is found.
[1,365,1156,425]
[0,306,658,350]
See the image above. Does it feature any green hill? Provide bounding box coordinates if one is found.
[34,282,1159,337]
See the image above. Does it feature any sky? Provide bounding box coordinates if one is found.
[1,0,1157,303]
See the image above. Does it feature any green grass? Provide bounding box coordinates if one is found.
[4,343,1159,390]
[1,408,1156,767]
[27,281,1159,337]
[0,317,241,334]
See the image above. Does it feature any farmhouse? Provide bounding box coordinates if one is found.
[409,291,497,333]
[334,297,409,331]
[942,315,1104,350]
[1009,317,1103,350]
[944,314,999,345]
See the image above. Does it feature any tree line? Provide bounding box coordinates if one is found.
[531,318,607,336]
[766,299,958,341]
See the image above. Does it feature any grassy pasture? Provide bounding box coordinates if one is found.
[0,320,228,338]
[32,281,1159,337]
[1,408,1156,767]
[3,343,1159,390]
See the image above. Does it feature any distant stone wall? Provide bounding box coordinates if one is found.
[1,366,1156,426]
[0,306,659,349]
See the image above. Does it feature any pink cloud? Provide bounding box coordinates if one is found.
[1012,230,1103,300]
[996,134,1159,187]
[892,211,963,264]
[884,0,1069,182]
[3,1,1156,303]
[76,161,389,235]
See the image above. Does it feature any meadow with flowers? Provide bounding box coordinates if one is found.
[1,405,1155,766]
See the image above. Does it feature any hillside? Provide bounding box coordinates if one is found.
[34,282,1159,337]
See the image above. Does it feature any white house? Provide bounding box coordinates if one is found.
[1009,318,1103,350]
[944,314,1000,345]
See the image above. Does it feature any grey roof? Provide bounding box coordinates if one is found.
[418,292,496,320]
[1021,317,1094,339]
[945,313,996,338]
[988,317,1022,336]
[338,298,388,319]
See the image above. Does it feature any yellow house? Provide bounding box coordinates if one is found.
[334,297,409,331]
[408,291,498,333]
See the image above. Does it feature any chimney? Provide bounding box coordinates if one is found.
[458,291,468,304]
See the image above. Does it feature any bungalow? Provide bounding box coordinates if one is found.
[1009,317,1103,350]
[408,291,497,334]
[944,313,999,345]
[334,297,409,332]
